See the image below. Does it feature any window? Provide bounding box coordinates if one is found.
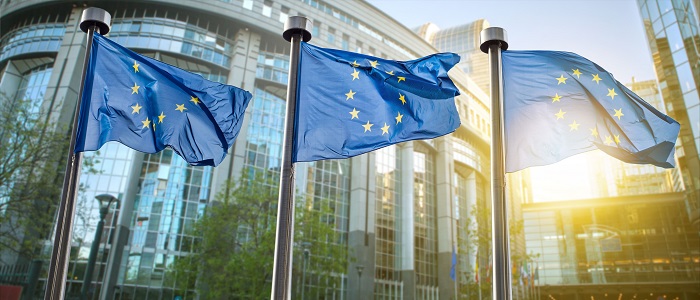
[279,6,289,23]
[327,27,335,44]
[312,21,320,37]
[243,0,253,10]
[262,0,272,17]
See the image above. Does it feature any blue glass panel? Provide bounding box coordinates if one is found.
[683,90,700,108]
[676,62,695,93]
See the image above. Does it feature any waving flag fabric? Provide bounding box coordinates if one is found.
[75,33,252,166]
[293,42,461,162]
[502,50,679,172]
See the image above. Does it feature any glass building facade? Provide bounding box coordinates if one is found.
[0,1,493,299]
[638,0,700,227]
[523,194,700,299]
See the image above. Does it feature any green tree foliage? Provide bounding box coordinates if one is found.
[0,97,69,262]
[168,171,346,299]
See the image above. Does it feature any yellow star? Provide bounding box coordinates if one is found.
[349,108,360,119]
[351,60,360,67]
[158,112,166,123]
[551,93,562,103]
[590,127,599,138]
[398,76,405,83]
[131,83,140,94]
[556,74,567,85]
[351,69,360,80]
[131,103,142,114]
[399,93,406,104]
[613,108,624,120]
[141,117,151,129]
[362,121,373,132]
[190,96,200,105]
[572,69,582,78]
[395,112,403,124]
[175,104,187,112]
[345,90,356,100]
[555,109,566,120]
[369,60,380,68]
[381,123,390,135]
[607,88,618,100]
[614,134,621,144]
[592,74,602,84]
[386,70,394,76]
[133,61,140,72]
[604,135,613,145]
[568,120,580,131]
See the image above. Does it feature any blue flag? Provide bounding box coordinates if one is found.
[75,33,252,166]
[293,42,461,162]
[502,51,680,173]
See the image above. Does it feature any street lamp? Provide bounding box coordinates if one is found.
[80,194,118,300]
[301,242,311,300]
[356,264,364,299]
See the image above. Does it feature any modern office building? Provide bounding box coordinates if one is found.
[637,0,700,228]
[414,19,491,94]
[0,0,496,299]
[523,193,700,300]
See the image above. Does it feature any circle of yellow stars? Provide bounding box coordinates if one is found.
[128,60,200,132]
[550,68,626,146]
[346,58,408,137]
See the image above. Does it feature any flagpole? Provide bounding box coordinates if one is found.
[479,27,511,300]
[271,16,312,300]
[43,7,111,300]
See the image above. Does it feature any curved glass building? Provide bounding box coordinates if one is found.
[0,0,493,299]
[638,0,700,227]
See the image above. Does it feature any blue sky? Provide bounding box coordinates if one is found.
[367,0,655,83]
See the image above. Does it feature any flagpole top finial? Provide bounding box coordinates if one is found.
[80,7,111,34]
[283,16,312,42]
[480,27,508,53]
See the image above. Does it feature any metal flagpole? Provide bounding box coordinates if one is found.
[479,27,511,300]
[44,8,111,300]
[271,16,312,300]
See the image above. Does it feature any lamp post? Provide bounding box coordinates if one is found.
[80,194,118,300]
[356,264,364,299]
[299,241,312,300]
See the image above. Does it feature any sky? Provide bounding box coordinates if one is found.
[366,0,656,201]
[366,0,655,83]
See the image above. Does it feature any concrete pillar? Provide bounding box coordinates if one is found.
[45,7,94,129]
[100,152,144,299]
[348,152,376,299]
[210,28,260,195]
[435,136,457,299]
[0,60,22,105]
[399,143,415,300]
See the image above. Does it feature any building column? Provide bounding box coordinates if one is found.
[348,152,376,299]
[435,136,457,299]
[100,152,144,300]
[400,143,415,300]
[44,7,94,128]
[210,28,261,196]
[0,60,22,104]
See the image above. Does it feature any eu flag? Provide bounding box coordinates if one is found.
[293,42,461,162]
[75,33,252,166]
[502,51,680,173]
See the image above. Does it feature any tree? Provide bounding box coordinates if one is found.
[168,170,347,299]
[0,96,69,263]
